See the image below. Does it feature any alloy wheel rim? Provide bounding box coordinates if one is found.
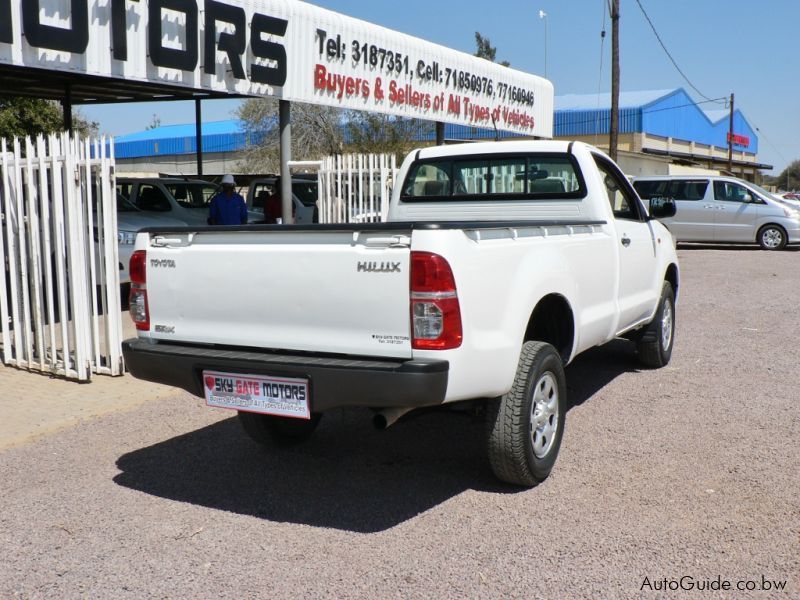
[763,229,782,249]
[530,372,559,459]
[661,298,674,351]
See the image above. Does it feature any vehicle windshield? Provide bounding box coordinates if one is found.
[746,181,779,200]
[292,181,318,207]
[117,194,139,212]
[165,183,219,209]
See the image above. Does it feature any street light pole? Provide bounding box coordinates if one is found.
[539,10,548,79]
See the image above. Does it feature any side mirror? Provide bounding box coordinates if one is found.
[649,197,677,219]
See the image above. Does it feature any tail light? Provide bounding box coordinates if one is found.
[129,250,149,331]
[410,252,462,350]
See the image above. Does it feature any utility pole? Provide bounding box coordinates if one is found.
[609,0,620,161]
[727,92,734,174]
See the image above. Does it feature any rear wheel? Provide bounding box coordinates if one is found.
[757,225,787,250]
[237,411,322,446]
[486,341,566,487]
[636,281,675,368]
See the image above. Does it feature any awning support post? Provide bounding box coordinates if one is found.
[195,98,203,177]
[436,122,445,146]
[279,99,293,224]
[63,85,73,135]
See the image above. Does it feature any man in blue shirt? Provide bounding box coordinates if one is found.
[209,174,247,225]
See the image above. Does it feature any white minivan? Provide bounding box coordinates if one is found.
[633,175,800,250]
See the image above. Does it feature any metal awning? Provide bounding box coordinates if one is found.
[0,64,247,105]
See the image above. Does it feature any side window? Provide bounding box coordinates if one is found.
[136,184,171,212]
[594,156,642,221]
[669,179,709,201]
[632,180,668,200]
[714,181,753,203]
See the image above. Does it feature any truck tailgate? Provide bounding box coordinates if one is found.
[142,228,413,358]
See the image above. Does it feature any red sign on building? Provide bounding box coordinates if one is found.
[727,132,750,148]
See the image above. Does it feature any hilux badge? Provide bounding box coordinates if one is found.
[357,261,401,273]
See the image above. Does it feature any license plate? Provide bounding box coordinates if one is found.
[202,370,310,420]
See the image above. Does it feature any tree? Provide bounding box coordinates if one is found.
[345,111,433,156]
[0,97,97,141]
[474,32,510,67]
[767,159,800,191]
[236,98,344,173]
[146,114,162,130]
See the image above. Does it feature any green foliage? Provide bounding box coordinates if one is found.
[768,159,800,191]
[146,114,162,130]
[474,32,510,67]
[0,97,98,141]
[345,111,433,156]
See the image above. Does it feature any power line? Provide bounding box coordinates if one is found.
[633,0,724,105]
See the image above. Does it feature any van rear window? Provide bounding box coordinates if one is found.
[633,179,708,201]
[400,154,585,201]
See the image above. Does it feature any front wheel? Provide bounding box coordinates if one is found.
[758,225,787,250]
[636,281,675,368]
[237,411,322,447]
[486,341,567,487]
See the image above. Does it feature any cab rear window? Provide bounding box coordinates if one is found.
[401,154,585,201]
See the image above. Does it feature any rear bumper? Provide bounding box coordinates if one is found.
[122,338,449,412]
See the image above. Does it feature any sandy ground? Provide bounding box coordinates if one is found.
[0,245,798,598]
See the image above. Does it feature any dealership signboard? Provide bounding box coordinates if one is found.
[0,0,553,137]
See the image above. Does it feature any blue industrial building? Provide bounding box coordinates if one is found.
[114,88,768,180]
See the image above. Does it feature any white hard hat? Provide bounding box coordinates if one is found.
[221,174,235,185]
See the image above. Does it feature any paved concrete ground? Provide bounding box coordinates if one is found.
[0,316,175,450]
[0,245,798,598]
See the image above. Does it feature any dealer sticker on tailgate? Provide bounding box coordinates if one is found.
[203,370,310,419]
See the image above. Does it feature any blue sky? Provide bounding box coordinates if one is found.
[83,0,799,174]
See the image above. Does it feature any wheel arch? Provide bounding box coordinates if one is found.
[664,262,679,301]
[523,293,576,364]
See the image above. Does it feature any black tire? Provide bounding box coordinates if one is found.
[237,411,322,447]
[486,341,567,487]
[636,281,675,368]
[757,224,787,251]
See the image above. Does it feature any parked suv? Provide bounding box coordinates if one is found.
[632,175,800,250]
[118,178,262,227]
[113,194,186,284]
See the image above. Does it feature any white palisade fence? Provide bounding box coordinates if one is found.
[318,154,398,224]
[0,133,123,381]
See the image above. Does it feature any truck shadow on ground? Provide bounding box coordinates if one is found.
[113,340,640,533]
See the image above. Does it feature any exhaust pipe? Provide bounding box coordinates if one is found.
[372,407,414,430]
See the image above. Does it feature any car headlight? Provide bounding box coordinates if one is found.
[117,230,137,245]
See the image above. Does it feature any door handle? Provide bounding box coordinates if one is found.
[621,235,631,247]
[704,204,714,208]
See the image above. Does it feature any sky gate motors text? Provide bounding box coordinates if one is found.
[0,0,288,86]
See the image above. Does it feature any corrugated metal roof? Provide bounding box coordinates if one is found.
[114,88,758,159]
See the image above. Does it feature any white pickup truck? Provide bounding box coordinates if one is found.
[122,141,679,487]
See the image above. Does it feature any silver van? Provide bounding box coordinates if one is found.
[633,175,800,250]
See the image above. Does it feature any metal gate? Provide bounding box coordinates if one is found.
[0,133,123,380]
[317,154,398,223]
